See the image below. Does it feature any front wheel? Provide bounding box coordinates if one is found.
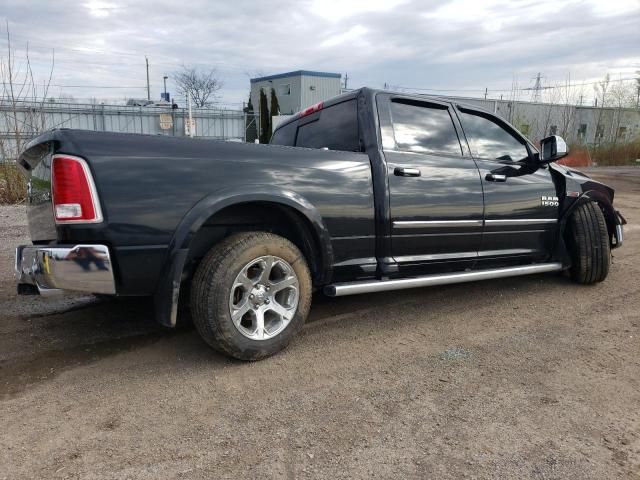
[566,201,611,284]
[190,232,312,360]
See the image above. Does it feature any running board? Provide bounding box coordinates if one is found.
[324,263,564,297]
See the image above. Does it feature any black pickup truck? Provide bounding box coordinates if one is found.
[16,88,625,360]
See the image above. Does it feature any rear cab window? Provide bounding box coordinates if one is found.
[270,121,297,146]
[296,100,360,152]
[270,99,360,152]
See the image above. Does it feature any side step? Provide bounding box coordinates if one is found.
[324,263,564,297]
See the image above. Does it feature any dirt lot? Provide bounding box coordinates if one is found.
[0,167,638,479]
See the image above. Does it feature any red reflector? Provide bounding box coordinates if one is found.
[51,155,101,223]
[299,101,324,118]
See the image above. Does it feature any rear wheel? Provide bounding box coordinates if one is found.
[190,232,312,360]
[566,201,610,284]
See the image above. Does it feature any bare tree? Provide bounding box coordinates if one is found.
[593,74,610,108]
[608,80,637,144]
[557,76,578,141]
[609,81,635,108]
[635,70,640,108]
[593,74,611,145]
[1,22,55,157]
[537,83,562,142]
[0,21,54,202]
[174,65,223,108]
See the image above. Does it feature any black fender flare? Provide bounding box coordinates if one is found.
[154,185,334,327]
[553,189,619,266]
[560,189,617,237]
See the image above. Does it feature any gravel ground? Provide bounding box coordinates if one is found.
[0,168,638,479]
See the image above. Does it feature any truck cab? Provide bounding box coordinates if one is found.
[271,88,622,280]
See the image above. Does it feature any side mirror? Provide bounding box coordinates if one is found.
[540,135,568,163]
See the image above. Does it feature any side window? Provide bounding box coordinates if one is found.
[389,100,462,156]
[459,110,529,162]
[295,100,359,152]
[271,121,297,146]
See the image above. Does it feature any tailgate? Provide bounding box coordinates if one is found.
[18,134,57,243]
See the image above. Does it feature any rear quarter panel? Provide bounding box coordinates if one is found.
[50,130,375,293]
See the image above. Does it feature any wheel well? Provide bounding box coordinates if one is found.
[583,193,617,241]
[562,193,616,247]
[185,202,323,285]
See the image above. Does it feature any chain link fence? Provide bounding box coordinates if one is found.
[0,99,258,163]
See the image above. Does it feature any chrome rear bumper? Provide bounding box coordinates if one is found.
[15,244,116,296]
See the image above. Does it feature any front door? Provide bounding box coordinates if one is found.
[455,107,560,267]
[379,96,484,275]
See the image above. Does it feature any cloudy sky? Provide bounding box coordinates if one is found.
[1,0,639,107]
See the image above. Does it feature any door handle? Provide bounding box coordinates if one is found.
[486,173,507,182]
[394,167,421,177]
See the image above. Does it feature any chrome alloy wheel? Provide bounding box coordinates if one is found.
[228,255,300,340]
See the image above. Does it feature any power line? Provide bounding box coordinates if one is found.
[388,85,491,93]
[14,83,147,89]
[389,76,637,94]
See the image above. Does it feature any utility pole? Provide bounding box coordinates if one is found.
[343,72,349,90]
[522,72,551,103]
[532,72,542,102]
[187,93,194,138]
[145,56,150,101]
[163,75,168,101]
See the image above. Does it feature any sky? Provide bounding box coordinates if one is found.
[1,0,639,108]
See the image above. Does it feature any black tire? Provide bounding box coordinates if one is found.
[190,232,312,360]
[566,201,611,284]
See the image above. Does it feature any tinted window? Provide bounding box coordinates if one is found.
[459,111,529,162]
[271,121,297,146]
[295,100,359,152]
[389,100,462,156]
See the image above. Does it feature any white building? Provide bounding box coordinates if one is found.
[250,70,342,117]
[442,95,640,145]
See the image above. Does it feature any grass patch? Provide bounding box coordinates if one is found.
[0,162,27,204]
[589,139,640,166]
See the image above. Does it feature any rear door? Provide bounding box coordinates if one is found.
[378,95,484,276]
[455,107,559,266]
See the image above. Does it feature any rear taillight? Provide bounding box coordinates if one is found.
[51,154,103,223]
